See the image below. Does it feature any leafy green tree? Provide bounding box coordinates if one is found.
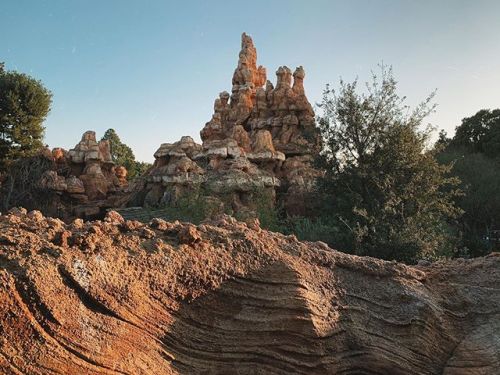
[317,66,462,262]
[450,109,500,157]
[101,128,134,167]
[437,109,500,256]
[0,64,52,171]
[133,161,152,177]
[101,128,150,179]
[435,129,451,149]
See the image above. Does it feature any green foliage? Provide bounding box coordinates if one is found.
[101,128,150,179]
[437,109,500,256]
[142,187,226,224]
[245,188,284,232]
[435,129,451,149]
[0,64,52,171]
[283,216,340,245]
[133,161,152,177]
[450,109,500,157]
[316,65,462,263]
[0,155,54,212]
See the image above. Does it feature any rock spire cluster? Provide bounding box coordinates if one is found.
[134,33,322,216]
[38,131,128,218]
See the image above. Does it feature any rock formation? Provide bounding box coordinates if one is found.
[37,131,128,219]
[132,33,322,217]
[1,209,500,374]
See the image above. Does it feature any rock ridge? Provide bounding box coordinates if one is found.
[1,209,499,374]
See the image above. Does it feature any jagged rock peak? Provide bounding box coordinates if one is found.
[133,33,322,217]
[202,32,318,150]
[232,32,266,89]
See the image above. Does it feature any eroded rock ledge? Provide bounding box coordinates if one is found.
[1,209,499,374]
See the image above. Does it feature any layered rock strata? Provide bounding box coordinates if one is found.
[1,209,499,374]
[134,33,322,217]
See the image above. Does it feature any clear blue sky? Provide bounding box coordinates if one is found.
[1,0,499,162]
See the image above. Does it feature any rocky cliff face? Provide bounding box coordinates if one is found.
[133,33,322,217]
[1,209,499,374]
[37,131,128,219]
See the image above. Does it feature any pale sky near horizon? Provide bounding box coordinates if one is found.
[1,0,499,162]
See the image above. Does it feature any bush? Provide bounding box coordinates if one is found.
[0,155,54,213]
[283,216,338,244]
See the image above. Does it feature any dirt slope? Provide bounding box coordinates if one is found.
[1,209,499,374]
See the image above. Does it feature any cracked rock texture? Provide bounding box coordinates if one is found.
[1,210,500,374]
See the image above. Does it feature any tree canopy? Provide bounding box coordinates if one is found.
[101,128,150,179]
[448,109,500,157]
[0,64,52,171]
[316,66,461,262]
[437,109,500,256]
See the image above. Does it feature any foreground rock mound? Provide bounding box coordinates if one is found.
[1,210,500,374]
[131,33,322,217]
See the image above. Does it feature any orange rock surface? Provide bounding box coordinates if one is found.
[34,131,129,219]
[1,209,499,374]
[133,33,322,217]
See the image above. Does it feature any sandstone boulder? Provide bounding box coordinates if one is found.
[114,166,128,186]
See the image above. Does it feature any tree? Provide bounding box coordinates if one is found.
[437,109,500,256]
[133,160,152,177]
[0,64,52,171]
[317,66,461,262]
[450,109,500,157]
[101,128,150,179]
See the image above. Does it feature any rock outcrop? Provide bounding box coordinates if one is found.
[132,33,322,217]
[37,131,128,219]
[1,209,499,374]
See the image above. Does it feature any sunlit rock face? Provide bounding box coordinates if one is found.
[38,131,129,219]
[133,33,322,217]
[1,211,500,374]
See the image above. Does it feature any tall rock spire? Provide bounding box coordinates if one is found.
[202,32,319,156]
[140,33,322,217]
[232,32,267,89]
